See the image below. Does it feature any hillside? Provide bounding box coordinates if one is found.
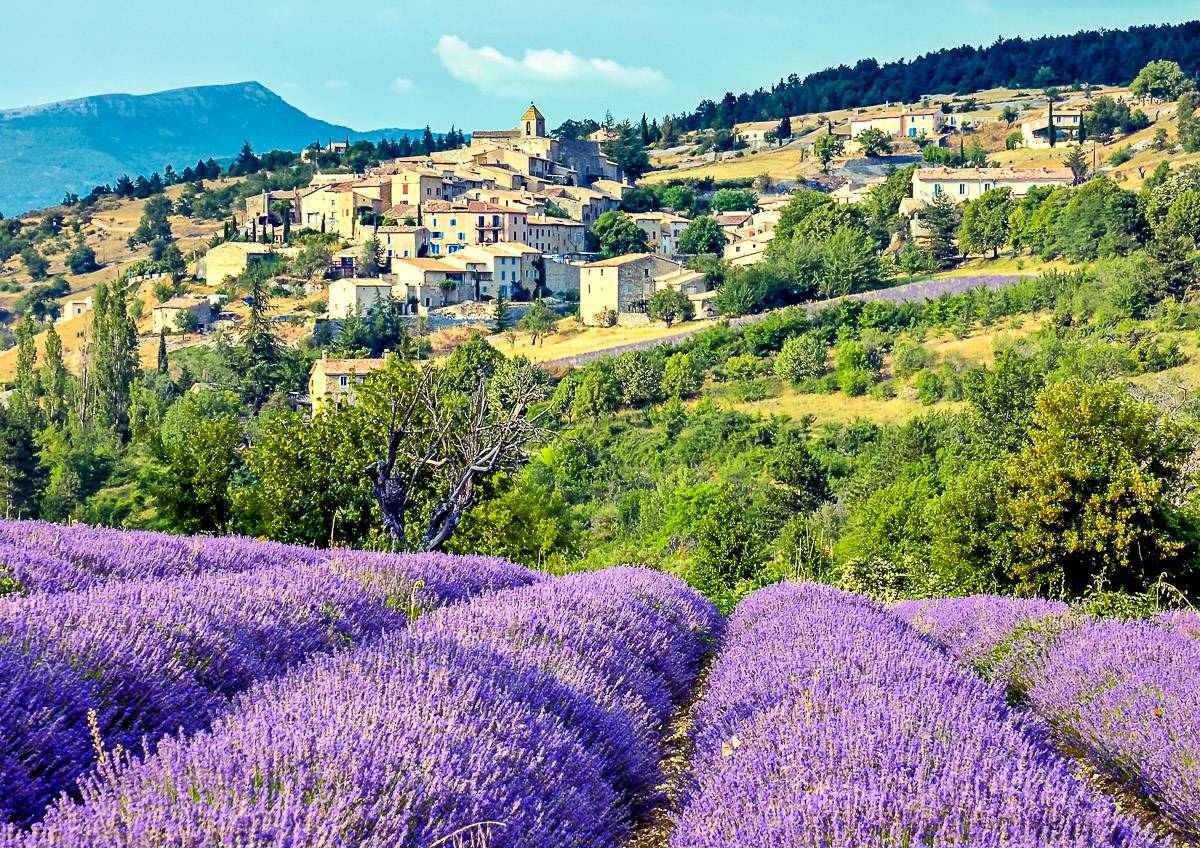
[672,19,1200,129]
[0,81,423,215]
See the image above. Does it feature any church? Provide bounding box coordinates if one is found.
[469,103,622,187]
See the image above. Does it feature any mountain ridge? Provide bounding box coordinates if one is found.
[0,81,425,215]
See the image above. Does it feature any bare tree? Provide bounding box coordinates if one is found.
[365,362,554,550]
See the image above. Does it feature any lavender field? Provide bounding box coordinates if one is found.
[3,521,1199,846]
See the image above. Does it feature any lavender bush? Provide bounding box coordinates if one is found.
[0,549,540,828]
[907,597,1200,840]
[671,582,1170,847]
[894,595,1070,668]
[1001,618,1200,841]
[10,568,718,848]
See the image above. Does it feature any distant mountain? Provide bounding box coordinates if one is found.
[0,81,424,215]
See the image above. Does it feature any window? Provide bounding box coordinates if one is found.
[425,297,431,307]
[959,184,966,195]
[339,375,349,388]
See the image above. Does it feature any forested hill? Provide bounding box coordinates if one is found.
[677,20,1200,130]
[0,81,423,216]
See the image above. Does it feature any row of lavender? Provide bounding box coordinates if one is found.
[0,525,540,828]
[898,597,1200,842]
[671,582,1172,847]
[0,520,337,594]
[5,569,721,847]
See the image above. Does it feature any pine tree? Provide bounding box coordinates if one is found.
[920,192,960,268]
[237,269,286,411]
[1063,145,1089,185]
[41,323,69,426]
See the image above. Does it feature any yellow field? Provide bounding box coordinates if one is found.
[726,387,963,428]
[488,317,717,363]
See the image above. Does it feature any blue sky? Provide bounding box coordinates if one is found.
[5,2,1198,131]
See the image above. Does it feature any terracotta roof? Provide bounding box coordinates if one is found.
[394,258,460,272]
[527,216,584,226]
[315,357,387,375]
[155,294,209,310]
[583,253,657,268]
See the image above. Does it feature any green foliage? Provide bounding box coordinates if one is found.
[591,211,650,257]
[571,360,621,421]
[647,288,694,327]
[856,128,893,157]
[813,134,845,172]
[677,216,726,255]
[999,380,1197,597]
[1129,59,1194,101]
[518,299,558,345]
[662,352,704,399]
[709,188,757,213]
[774,333,827,383]
[959,188,1014,258]
[686,484,766,611]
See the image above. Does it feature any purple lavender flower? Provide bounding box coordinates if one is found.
[11,569,718,847]
[672,583,1170,848]
[0,542,540,828]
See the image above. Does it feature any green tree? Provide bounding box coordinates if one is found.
[591,211,650,257]
[243,407,379,546]
[856,128,893,157]
[571,360,621,420]
[835,339,874,395]
[662,352,703,398]
[709,189,757,213]
[13,316,39,419]
[443,335,502,393]
[156,329,169,375]
[774,333,827,383]
[919,191,960,268]
[1129,59,1193,101]
[958,187,1014,258]
[819,226,880,297]
[359,236,384,276]
[20,248,48,281]
[687,485,765,610]
[231,269,294,411]
[962,349,1044,452]
[91,279,139,439]
[677,216,726,255]
[130,196,173,246]
[147,413,242,534]
[1063,145,1089,185]
[999,380,1196,597]
[65,243,99,275]
[613,350,664,407]
[646,288,694,327]
[40,323,69,426]
[490,293,512,334]
[813,133,845,173]
[602,121,651,180]
[0,404,44,518]
[518,298,557,345]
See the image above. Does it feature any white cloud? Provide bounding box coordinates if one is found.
[390,77,416,94]
[433,35,668,98]
[324,79,349,90]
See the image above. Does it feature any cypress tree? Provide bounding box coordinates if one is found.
[157,329,169,375]
[13,315,39,420]
[41,323,69,426]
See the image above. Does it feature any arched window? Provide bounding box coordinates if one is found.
[526,122,531,135]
